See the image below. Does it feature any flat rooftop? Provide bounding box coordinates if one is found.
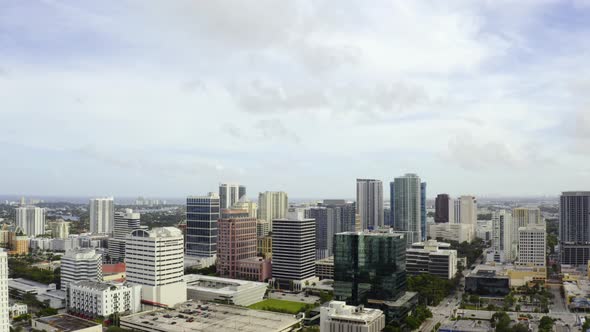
[121,301,300,332]
[8,278,55,291]
[35,314,100,331]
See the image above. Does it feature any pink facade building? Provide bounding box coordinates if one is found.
[237,257,272,282]
[217,209,257,278]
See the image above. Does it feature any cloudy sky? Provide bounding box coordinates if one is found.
[1,0,590,199]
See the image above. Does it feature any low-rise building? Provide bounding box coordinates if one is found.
[320,301,385,332]
[68,281,142,319]
[316,256,334,280]
[465,265,510,296]
[121,301,301,332]
[429,223,474,244]
[9,303,27,318]
[32,314,102,332]
[8,278,57,298]
[36,290,67,309]
[407,240,458,279]
[185,274,267,306]
[236,257,272,282]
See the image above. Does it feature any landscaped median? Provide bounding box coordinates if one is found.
[248,299,313,315]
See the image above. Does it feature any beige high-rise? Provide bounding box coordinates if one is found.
[258,191,288,231]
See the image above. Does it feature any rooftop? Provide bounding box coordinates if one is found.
[324,301,383,323]
[185,274,267,294]
[8,278,56,291]
[35,314,100,331]
[69,280,126,291]
[129,227,183,238]
[121,301,300,332]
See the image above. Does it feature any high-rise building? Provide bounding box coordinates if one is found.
[334,231,406,305]
[258,191,288,230]
[108,209,142,263]
[516,224,546,267]
[492,210,513,263]
[320,301,385,332]
[391,174,422,246]
[270,210,316,291]
[420,182,427,241]
[126,227,186,307]
[186,193,220,258]
[434,194,454,224]
[511,207,542,261]
[406,240,457,279]
[217,210,257,279]
[321,200,357,233]
[454,196,477,226]
[15,206,45,236]
[89,197,114,234]
[356,179,384,230]
[49,220,70,239]
[219,184,246,210]
[0,250,8,332]
[232,196,258,219]
[513,207,542,227]
[306,207,337,259]
[560,191,590,265]
[60,248,103,290]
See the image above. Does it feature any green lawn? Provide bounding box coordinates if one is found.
[248,299,310,314]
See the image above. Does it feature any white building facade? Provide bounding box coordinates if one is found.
[16,206,45,236]
[0,251,8,332]
[68,281,141,318]
[320,301,385,332]
[429,223,474,243]
[60,248,103,290]
[184,275,266,306]
[407,240,458,279]
[89,197,114,234]
[258,191,289,230]
[108,209,141,263]
[516,224,546,267]
[126,227,186,307]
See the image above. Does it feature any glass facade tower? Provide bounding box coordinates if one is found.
[334,231,407,305]
[186,193,220,257]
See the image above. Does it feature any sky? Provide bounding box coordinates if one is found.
[1,0,590,199]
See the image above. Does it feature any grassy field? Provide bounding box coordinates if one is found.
[248,299,310,314]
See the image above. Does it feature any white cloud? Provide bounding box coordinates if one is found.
[1,0,590,196]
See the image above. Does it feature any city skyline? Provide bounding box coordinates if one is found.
[2,1,590,197]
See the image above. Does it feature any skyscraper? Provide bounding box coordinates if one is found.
[516,224,546,267]
[391,174,422,246]
[492,210,513,262]
[0,250,8,332]
[322,200,357,233]
[126,227,186,307]
[306,207,337,259]
[89,197,114,234]
[334,231,407,305]
[420,182,427,241]
[108,209,142,263]
[511,207,542,260]
[49,220,70,239]
[356,179,383,230]
[186,193,220,258]
[271,210,316,291]
[434,194,454,224]
[15,206,45,236]
[560,191,590,265]
[258,191,288,230]
[216,210,257,279]
[219,184,246,210]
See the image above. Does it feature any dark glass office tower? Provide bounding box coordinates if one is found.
[186,193,220,257]
[334,231,407,305]
[560,191,590,265]
[435,194,451,223]
[421,182,426,241]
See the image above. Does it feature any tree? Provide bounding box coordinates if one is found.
[539,316,554,332]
